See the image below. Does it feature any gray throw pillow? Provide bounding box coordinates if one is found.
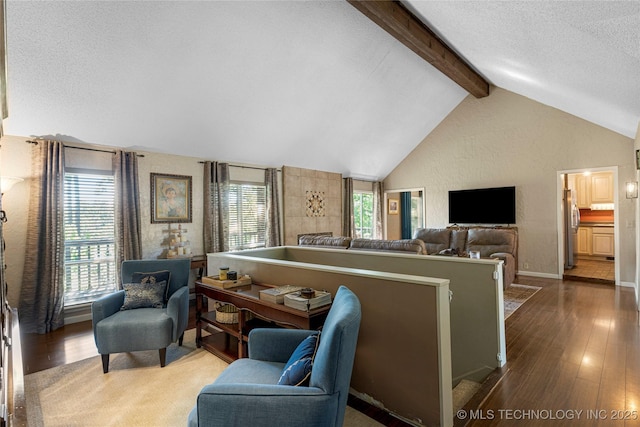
[121,281,167,310]
[131,270,172,301]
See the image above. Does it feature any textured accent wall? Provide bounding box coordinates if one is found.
[282,166,342,245]
[385,88,636,282]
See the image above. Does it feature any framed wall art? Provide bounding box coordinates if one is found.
[151,173,192,223]
[388,198,399,215]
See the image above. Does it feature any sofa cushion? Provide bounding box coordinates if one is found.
[450,229,469,253]
[412,228,451,255]
[466,228,517,258]
[349,238,427,255]
[298,235,351,249]
[277,333,320,386]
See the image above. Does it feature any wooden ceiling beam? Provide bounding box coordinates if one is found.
[347,0,490,98]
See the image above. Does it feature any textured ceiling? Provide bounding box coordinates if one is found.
[405,0,640,138]
[3,1,639,181]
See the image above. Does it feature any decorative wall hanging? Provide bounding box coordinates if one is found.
[388,198,399,215]
[306,190,325,217]
[151,173,192,223]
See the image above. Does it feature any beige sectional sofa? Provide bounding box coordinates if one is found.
[298,235,427,254]
[348,238,426,254]
[297,235,352,249]
[298,226,518,287]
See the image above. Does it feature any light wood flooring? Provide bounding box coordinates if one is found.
[21,276,640,427]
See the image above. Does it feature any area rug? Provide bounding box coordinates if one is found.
[25,329,382,427]
[504,283,542,319]
[453,379,481,413]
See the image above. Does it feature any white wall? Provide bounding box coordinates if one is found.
[0,135,31,307]
[384,88,637,283]
[635,122,640,306]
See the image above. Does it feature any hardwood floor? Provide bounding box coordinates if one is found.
[21,276,640,427]
[466,276,640,427]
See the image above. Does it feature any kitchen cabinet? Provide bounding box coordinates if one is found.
[576,227,592,255]
[591,173,614,204]
[575,174,591,209]
[592,227,614,257]
[574,172,614,208]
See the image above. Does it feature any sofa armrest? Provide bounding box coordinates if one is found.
[91,290,125,335]
[248,329,317,363]
[92,291,124,324]
[490,252,513,264]
[166,286,189,341]
[192,384,332,426]
[490,252,516,288]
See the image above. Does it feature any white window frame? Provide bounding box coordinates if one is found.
[63,168,117,306]
[353,191,374,239]
[228,181,267,251]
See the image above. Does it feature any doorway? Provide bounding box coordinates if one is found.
[383,188,425,240]
[558,168,618,284]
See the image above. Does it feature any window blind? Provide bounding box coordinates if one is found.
[228,183,267,251]
[63,172,117,305]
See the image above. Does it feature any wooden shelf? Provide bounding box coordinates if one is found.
[195,281,330,361]
[199,331,239,364]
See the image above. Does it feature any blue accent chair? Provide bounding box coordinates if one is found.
[187,285,362,427]
[91,258,191,373]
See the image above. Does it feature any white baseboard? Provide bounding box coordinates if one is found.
[519,272,637,290]
[517,271,561,279]
[618,281,636,288]
[64,303,92,325]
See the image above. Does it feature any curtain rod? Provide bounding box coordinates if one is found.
[26,140,144,157]
[198,161,281,172]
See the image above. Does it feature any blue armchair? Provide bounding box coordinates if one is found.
[91,258,191,373]
[188,285,362,427]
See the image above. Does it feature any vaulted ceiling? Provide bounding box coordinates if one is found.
[4,1,639,181]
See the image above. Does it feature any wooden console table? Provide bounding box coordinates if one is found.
[195,281,331,363]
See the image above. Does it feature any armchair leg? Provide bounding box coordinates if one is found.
[101,354,109,374]
[159,348,167,367]
[179,332,184,346]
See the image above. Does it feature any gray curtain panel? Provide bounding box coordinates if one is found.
[19,140,65,334]
[114,150,142,271]
[203,161,229,253]
[342,177,354,238]
[265,168,282,247]
[373,181,384,239]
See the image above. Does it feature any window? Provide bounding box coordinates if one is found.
[353,192,373,238]
[63,171,117,306]
[411,194,424,233]
[228,183,267,251]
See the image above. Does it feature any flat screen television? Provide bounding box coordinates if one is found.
[448,186,516,224]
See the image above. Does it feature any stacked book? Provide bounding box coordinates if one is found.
[259,285,303,304]
[284,290,332,311]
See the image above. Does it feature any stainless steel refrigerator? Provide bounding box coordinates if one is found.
[563,189,580,269]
